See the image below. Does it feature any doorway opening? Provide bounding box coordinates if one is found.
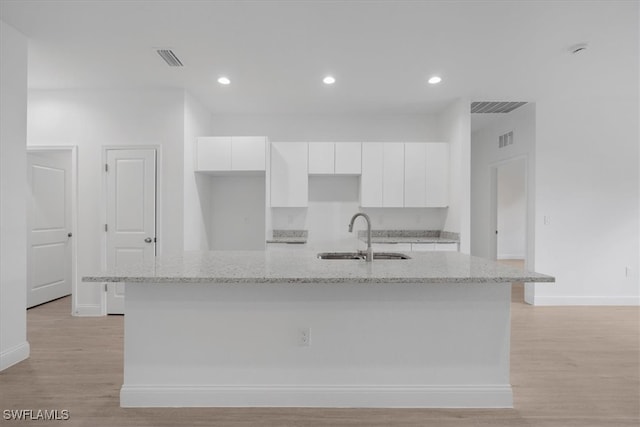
[490,156,530,303]
[26,147,78,313]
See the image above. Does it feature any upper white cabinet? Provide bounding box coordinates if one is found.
[383,143,405,207]
[361,143,405,207]
[404,142,450,208]
[361,142,449,208]
[425,143,449,207]
[195,136,266,172]
[308,142,361,175]
[270,142,308,207]
[308,142,334,174]
[334,142,362,174]
[361,143,384,207]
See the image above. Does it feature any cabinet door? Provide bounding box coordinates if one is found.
[404,143,427,207]
[270,142,308,207]
[371,243,412,252]
[410,243,436,252]
[434,242,458,252]
[232,137,266,171]
[308,142,334,174]
[382,143,404,207]
[360,143,384,207]
[335,142,362,174]
[425,143,449,207]
[196,137,232,171]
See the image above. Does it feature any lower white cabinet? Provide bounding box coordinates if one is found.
[270,142,308,207]
[371,243,412,252]
[411,242,459,252]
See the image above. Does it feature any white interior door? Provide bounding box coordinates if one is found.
[27,151,72,308]
[106,149,156,314]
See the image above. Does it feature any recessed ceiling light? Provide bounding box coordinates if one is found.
[428,76,442,85]
[323,76,336,85]
[217,77,231,85]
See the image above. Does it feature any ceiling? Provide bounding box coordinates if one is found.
[0,0,635,122]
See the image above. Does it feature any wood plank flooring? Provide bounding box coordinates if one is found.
[1,290,638,426]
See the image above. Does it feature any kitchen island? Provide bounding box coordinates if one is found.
[84,250,554,408]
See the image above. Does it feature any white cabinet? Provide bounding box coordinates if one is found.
[404,143,427,207]
[411,242,459,252]
[270,142,308,207]
[308,142,334,174]
[195,136,266,172]
[231,136,267,171]
[308,142,361,175]
[361,143,405,207]
[361,143,384,207]
[382,143,404,207]
[425,142,449,207]
[334,142,361,174]
[371,243,412,252]
[196,137,232,171]
[403,142,450,208]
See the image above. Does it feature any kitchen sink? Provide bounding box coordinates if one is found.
[317,252,411,260]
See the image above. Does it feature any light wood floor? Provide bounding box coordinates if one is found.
[1,287,638,426]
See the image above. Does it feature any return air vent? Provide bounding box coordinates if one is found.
[499,131,514,149]
[156,49,183,67]
[471,102,527,114]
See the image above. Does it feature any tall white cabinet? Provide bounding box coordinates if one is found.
[270,142,308,207]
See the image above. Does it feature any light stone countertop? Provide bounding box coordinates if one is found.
[83,250,554,284]
[364,237,460,244]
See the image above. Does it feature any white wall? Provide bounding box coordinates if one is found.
[209,176,266,250]
[0,20,30,371]
[27,89,186,315]
[212,113,448,244]
[531,2,639,306]
[183,92,213,251]
[497,159,526,259]
[437,99,471,253]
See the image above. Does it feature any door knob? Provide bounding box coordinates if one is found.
[144,237,153,243]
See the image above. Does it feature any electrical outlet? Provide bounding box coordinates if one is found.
[626,267,632,278]
[543,216,551,225]
[300,328,311,347]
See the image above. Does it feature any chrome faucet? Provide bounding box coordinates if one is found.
[348,212,373,262]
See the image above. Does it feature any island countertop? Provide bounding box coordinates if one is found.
[83,250,554,284]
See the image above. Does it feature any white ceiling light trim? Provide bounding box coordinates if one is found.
[428,76,442,84]
[323,76,336,85]
[217,77,231,85]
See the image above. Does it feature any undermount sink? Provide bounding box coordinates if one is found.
[317,252,411,260]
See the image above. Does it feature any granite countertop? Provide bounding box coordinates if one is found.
[266,229,308,244]
[83,250,554,285]
[358,230,460,244]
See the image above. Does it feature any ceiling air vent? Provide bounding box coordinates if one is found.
[499,131,514,149]
[471,101,527,114]
[156,49,183,67]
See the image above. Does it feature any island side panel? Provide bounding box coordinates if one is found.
[121,281,512,408]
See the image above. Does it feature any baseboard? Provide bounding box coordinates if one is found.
[0,341,30,371]
[532,295,640,306]
[74,304,103,317]
[120,384,513,408]
[497,254,524,260]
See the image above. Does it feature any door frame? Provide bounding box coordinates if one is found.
[101,145,161,314]
[26,146,79,315]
